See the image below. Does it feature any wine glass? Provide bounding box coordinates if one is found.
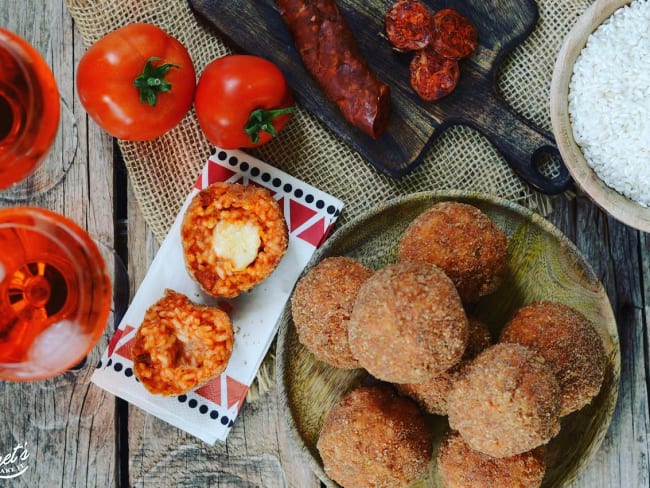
[0,28,77,199]
[0,207,113,380]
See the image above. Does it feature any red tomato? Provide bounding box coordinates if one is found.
[194,55,294,149]
[76,23,195,141]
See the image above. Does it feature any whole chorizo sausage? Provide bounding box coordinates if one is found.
[409,47,460,102]
[431,8,478,60]
[384,0,432,52]
[275,0,391,139]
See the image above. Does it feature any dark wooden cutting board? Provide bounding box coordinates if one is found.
[188,0,572,194]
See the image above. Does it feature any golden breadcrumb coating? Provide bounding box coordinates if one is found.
[398,201,508,303]
[500,301,606,416]
[447,343,561,458]
[291,257,373,369]
[397,317,492,415]
[317,385,432,488]
[438,430,546,488]
[349,261,468,383]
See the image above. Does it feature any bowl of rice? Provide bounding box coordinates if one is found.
[551,0,650,232]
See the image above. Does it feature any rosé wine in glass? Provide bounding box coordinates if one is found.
[0,28,66,195]
[0,207,112,381]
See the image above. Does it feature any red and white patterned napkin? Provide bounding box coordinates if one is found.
[91,149,344,444]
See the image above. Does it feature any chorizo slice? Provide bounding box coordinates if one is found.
[384,0,432,52]
[409,48,460,102]
[275,0,391,139]
[431,8,478,60]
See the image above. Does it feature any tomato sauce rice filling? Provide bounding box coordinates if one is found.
[181,183,288,298]
[132,290,234,396]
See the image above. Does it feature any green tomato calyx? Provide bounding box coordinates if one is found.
[134,57,179,106]
[244,107,294,144]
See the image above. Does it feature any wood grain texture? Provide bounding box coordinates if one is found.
[0,1,117,487]
[1,2,648,488]
[189,0,571,194]
[548,192,650,488]
[550,0,650,232]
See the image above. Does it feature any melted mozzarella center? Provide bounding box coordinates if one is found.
[212,220,261,271]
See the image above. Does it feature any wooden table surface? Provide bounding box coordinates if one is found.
[1,2,648,487]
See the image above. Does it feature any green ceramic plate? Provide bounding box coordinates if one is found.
[276,191,619,487]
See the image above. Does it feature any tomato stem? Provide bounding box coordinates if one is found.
[134,57,179,106]
[244,107,294,144]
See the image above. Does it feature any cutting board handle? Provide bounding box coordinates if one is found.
[474,97,573,195]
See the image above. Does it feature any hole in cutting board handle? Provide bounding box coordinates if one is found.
[529,147,573,194]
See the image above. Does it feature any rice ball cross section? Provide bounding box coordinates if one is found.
[181,182,288,298]
[132,289,234,396]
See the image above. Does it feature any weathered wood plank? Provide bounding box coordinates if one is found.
[548,193,650,488]
[0,1,117,486]
[125,181,160,296]
[126,391,321,487]
[1,2,647,488]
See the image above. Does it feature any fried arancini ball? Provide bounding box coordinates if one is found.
[291,257,374,369]
[499,301,607,416]
[438,430,546,488]
[132,290,234,396]
[398,202,508,303]
[460,316,493,359]
[447,343,561,458]
[181,182,288,298]
[397,317,491,415]
[317,385,432,488]
[349,261,468,383]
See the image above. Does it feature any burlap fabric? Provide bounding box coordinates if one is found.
[66,0,592,242]
[65,0,592,398]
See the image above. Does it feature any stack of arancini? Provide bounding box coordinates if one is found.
[289,200,607,488]
[396,316,492,416]
[499,301,607,417]
[440,300,606,488]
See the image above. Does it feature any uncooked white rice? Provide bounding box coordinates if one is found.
[569,0,650,207]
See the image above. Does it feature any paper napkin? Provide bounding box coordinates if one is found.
[92,149,344,444]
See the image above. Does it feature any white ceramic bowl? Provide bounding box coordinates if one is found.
[550,0,650,232]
